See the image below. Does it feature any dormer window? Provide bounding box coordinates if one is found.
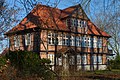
[66,18,87,28]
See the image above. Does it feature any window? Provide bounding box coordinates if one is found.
[83,21,87,27]
[98,38,102,48]
[77,55,81,65]
[71,19,74,26]
[84,36,87,47]
[48,32,55,45]
[88,37,91,47]
[70,18,78,27]
[78,20,81,27]
[98,56,102,64]
[66,18,70,26]
[70,35,75,46]
[58,34,62,45]
[48,54,54,65]
[69,56,74,65]
[62,34,68,46]
[93,55,97,64]
[76,36,81,47]
[93,38,97,48]
[82,36,87,47]
[58,57,62,65]
[14,35,20,47]
[82,54,87,64]
[25,33,31,45]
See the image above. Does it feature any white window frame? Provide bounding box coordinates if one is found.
[71,18,74,26]
[88,37,91,47]
[58,57,62,65]
[62,34,68,46]
[82,54,87,64]
[25,33,31,46]
[69,56,75,65]
[66,18,70,26]
[93,55,97,64]
[48,32,55,45]
[58,34,62,45]
[83,21,87,27]
[14,35,20,47]
[77,55,81,65]
[93,38,97,48]
[48,54,54,65]
[82,36,87,47]
[98,38,102,48]
[98,56,102,64]
[78,19,81,27]
[84,36,87,47]
[76,36,81,47]
[70,35,75,46]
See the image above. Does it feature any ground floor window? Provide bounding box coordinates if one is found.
[82,54,87,64]
[77,55,81,65]
[93,55,97,64]
[58,57,62,65]
[69,56,74,65]
[98,55,102,64]
[48,54,54,65]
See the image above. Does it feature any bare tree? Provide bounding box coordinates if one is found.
[0,0,19,51]
[92,0,120,56]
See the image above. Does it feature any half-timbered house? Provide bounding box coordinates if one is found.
[5,4,113,70]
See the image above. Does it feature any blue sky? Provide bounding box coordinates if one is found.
[0,0,104,53]
[0,0,118,53]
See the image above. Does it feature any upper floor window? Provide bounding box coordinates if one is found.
[48,32,55,45]
[97,38,102,48]
[78,20,87,28]
[87,37,91,47]
[14,35,20,47]
[82,36,87,47]
[76,36,81,47]
[62,34,69,46]
[58,34,62,45]
[93,38,97,48]
[66,18,87,28]
[25,33,31,46]
[70,35,75,46]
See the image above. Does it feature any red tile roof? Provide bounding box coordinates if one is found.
[5,4,110,37]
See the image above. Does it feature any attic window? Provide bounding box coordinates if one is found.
[78,20,87,28]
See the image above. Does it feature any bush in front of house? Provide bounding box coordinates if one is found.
[109,55,120,69]
[6,50,55,80]
[0,56,6,70]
